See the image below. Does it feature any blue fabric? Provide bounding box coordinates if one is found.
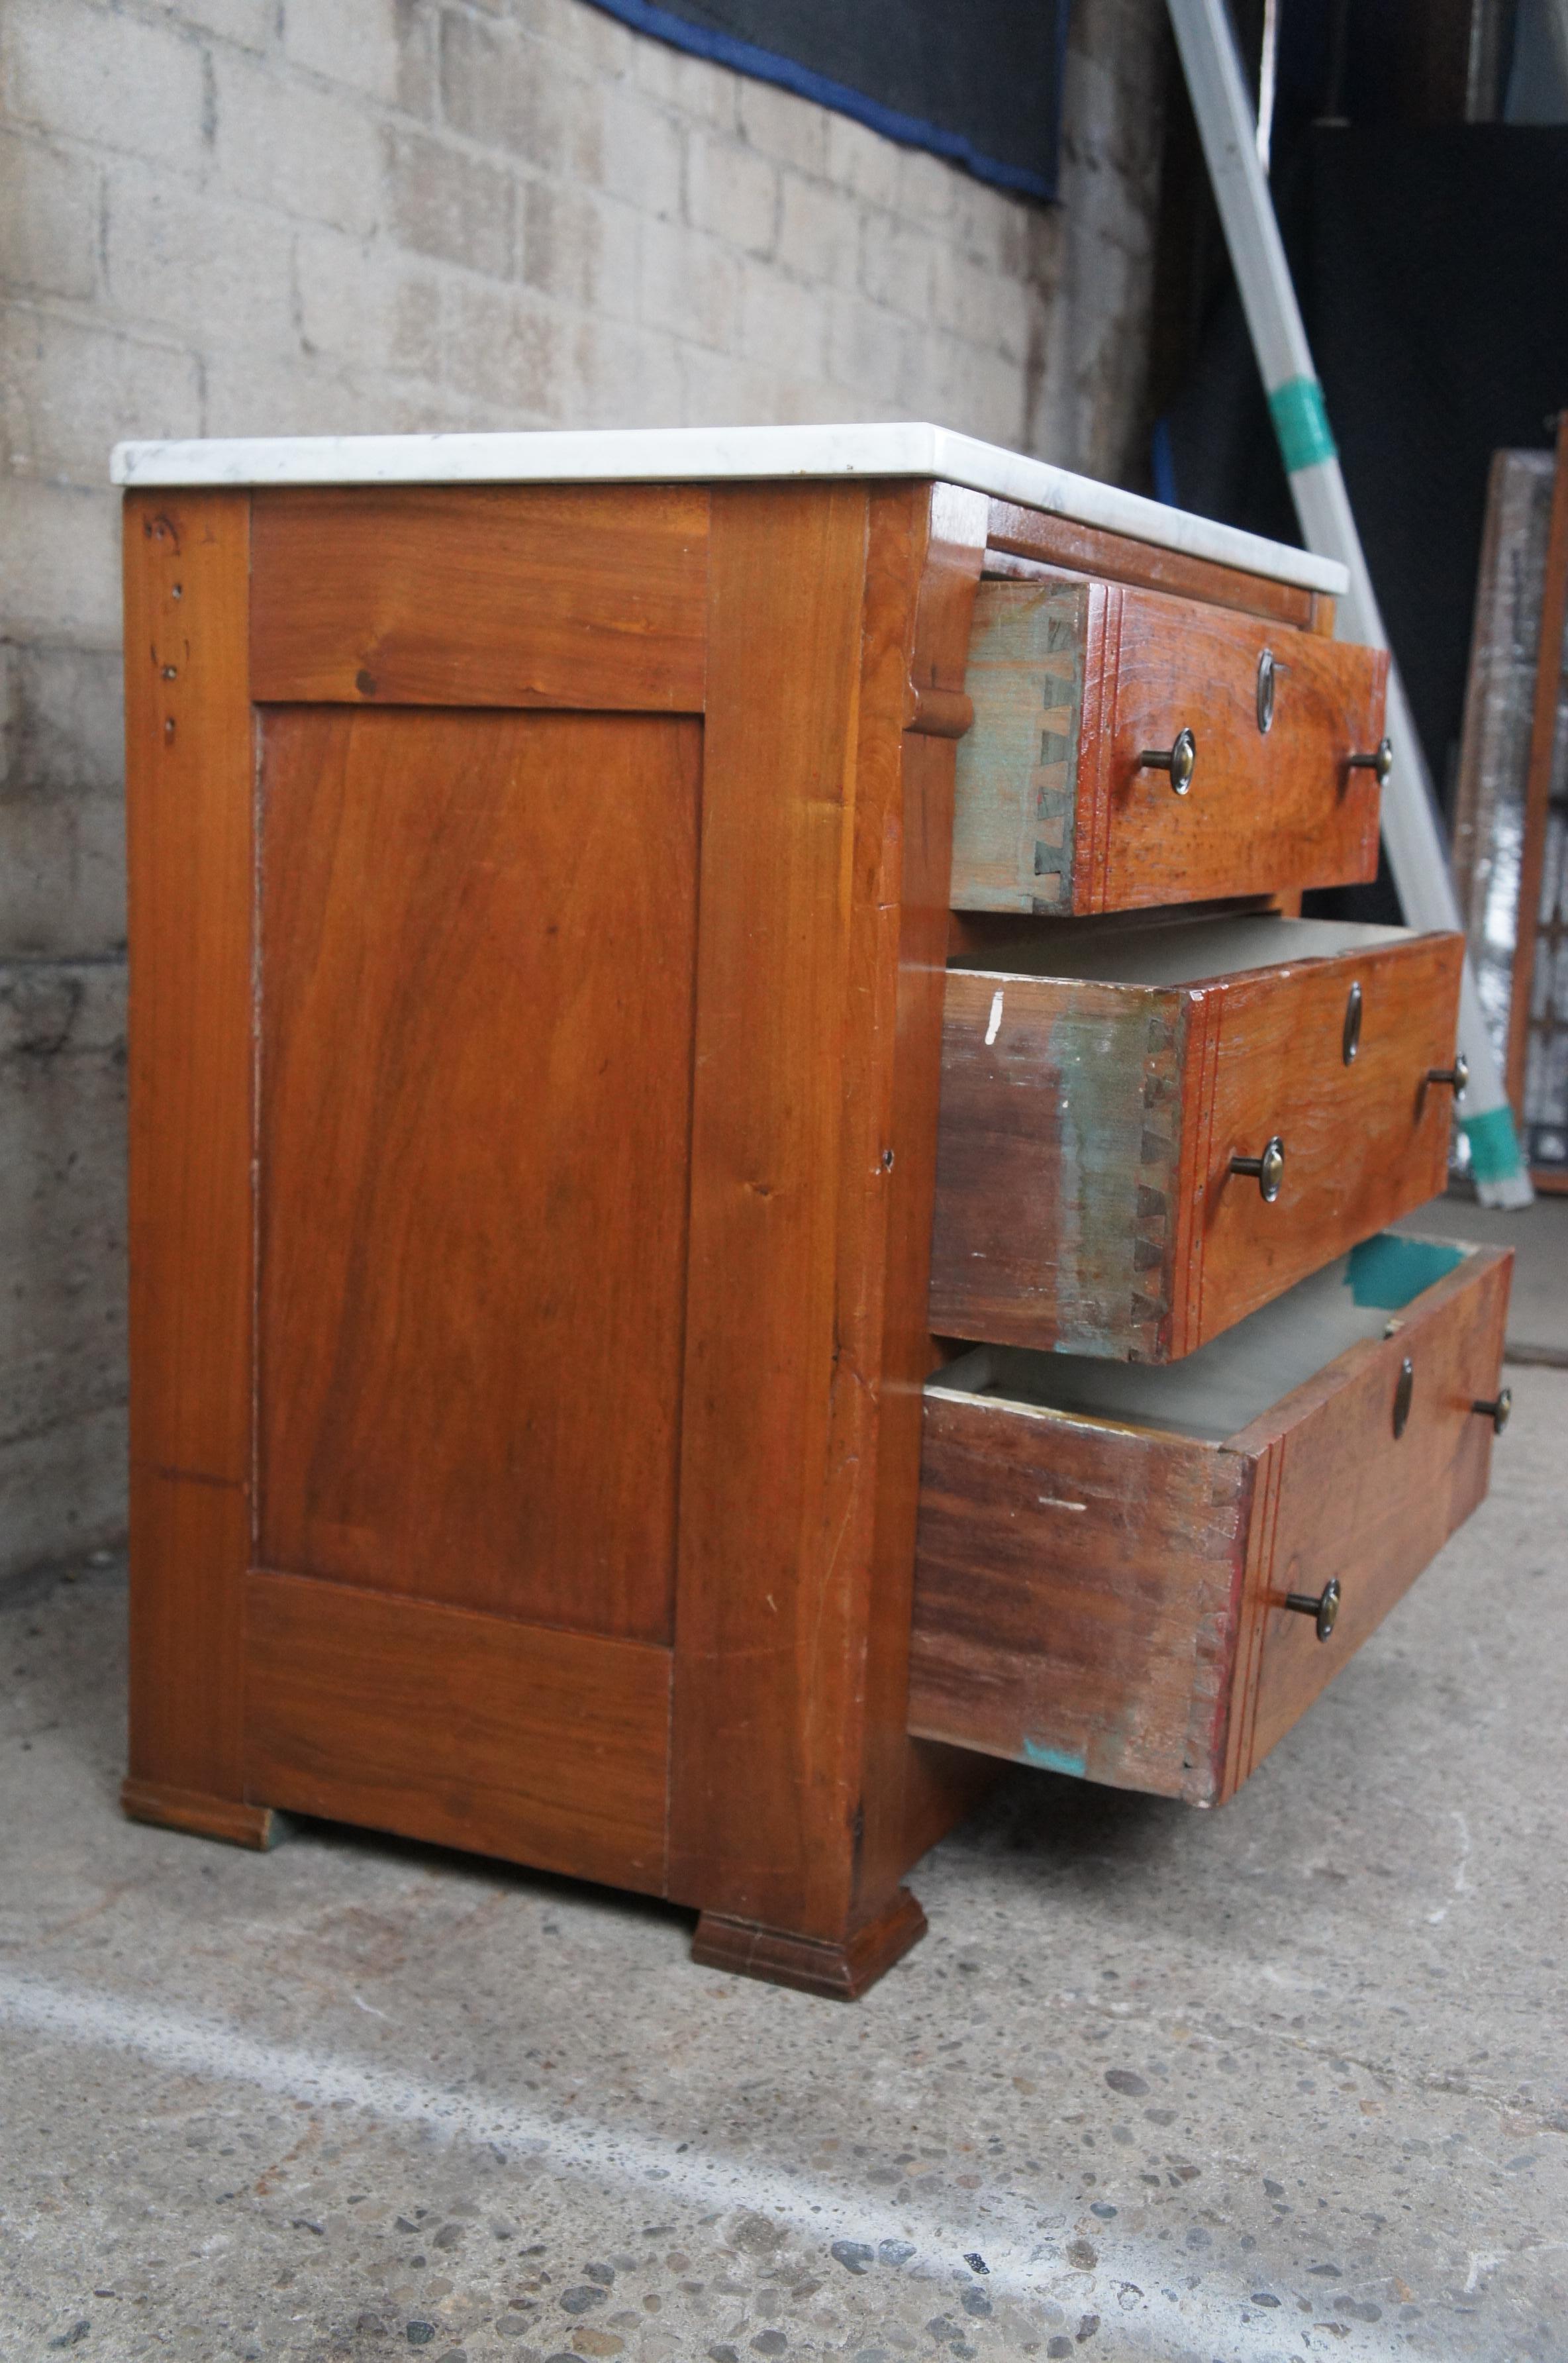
[582,0,1069,201]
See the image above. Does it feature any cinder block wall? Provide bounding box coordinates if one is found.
[0,0,1167,1580]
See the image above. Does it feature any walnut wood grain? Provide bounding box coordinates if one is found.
[121,1778,275,1850]
[1102,591,1386,911]
[985,500,1318,629]
[1197,932,1463,1346]
[910,1245,1512,1805]
[123,491,255,1812]
[952,578,1388,915]
[256,706,699,1645]
[1227,1246,1512,1791]
[930,927,1463,1360]
[123,463,1457,1993]
[692,1887,928,2000]
[667,480,990,1946]
[250,485,709,711]
[911,1384,1250,1802]
[856,483,1003,1913]
[667,483,873,1936]
[244,1572,671,1892]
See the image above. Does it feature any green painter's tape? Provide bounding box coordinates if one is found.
[1346,1232,1465,1311]
[1461,1103,1527,1184]
[1269,375,1338,474]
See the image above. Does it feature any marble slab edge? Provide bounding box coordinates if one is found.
[109,421,1348,597]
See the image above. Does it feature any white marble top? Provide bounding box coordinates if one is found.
[109,422,1346,596]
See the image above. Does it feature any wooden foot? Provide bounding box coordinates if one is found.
[121,1777,277,1851]
[692,1886,926,1999]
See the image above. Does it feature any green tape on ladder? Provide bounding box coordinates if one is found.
[1460,1103,1527,1184]
[1268,375,1338,474]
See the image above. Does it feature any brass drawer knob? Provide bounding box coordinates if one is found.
[1347,736,1393,781]
[1393,1354,1415,1438]
[1230,1134,1285,1202]
[1426,1052,1469,1097]
[1472,1389,1512,1435]
[1138,726,1197,795]
[1285,1576,1341,1642]
[1256,647,1277,734]
[1342,980,1363,1065]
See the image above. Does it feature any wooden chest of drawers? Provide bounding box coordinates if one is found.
[114,425,1507,2000]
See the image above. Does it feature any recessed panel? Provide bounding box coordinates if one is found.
[258,705,700,1644]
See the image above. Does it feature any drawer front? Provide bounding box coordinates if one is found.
[1227,1243,1512,1793]
[952,578,1388,915]
[1192,930,1462,1348]
[930,927,1464,1361]
[910,1243,1512,1805]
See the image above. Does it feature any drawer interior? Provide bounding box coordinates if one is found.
[948,911,1416,987]
[934,1232,1475,1444]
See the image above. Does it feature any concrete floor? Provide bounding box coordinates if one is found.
[3,1206,1565,2363]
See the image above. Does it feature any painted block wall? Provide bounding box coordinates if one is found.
[0,0,1167,1579]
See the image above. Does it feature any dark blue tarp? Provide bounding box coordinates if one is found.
[583,0,1071,201]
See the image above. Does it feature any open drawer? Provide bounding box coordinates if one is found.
[950,577,1388,915]
[910,1234,1512,1807]
[930,914,1465,1362]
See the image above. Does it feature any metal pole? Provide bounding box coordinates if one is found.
[1166,0,1533,1205]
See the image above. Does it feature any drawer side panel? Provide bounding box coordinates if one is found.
[950,579,1086,913]
[909,1395,1251,1803]
[930,973,1188,1360]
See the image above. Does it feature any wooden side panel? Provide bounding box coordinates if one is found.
[1197,933,1464,1345]
[668,482,874,1932]
[928,971,1188,1360]
[1099,591,1387,911]
[950,579,1085,913]
[858,484,997,1910]
[250,485,709,711]
[256,707,699,1646]
[668,481,988,1939]
[124,491,255,1806]
[1228,1246,1512,1794]
[909,1391,1251,1805]
[985,499,1318,630]
[244,1572,671,1893]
